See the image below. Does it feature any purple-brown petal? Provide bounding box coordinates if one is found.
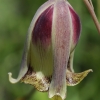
[32,5,54,48]
[49,1,72,99]
[69,6,81,45]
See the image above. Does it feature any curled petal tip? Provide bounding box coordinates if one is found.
[89,69,93,72]
[8,72,20,83]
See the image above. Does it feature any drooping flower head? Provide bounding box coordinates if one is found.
[8,0,92,100]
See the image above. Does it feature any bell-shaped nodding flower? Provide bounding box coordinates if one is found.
[8,0,92,100]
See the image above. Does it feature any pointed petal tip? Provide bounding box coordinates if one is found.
[8,72,20,83]
[66,69,93,86]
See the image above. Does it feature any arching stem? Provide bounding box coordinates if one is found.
[83,0,100,34]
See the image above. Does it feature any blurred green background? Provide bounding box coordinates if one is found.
[0,0,100,100]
